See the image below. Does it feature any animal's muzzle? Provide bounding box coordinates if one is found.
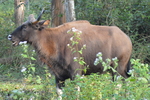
[8,35,12,40]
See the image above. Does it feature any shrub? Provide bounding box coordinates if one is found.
[75,0,150,64]
[62,59,150,100]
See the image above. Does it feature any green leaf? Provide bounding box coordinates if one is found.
[30,57,36,60]
[72,50,76,54]
[30,67,35,72]
[21,54,28,58]
[83,68,87,73]
[78,50,82,54]
[79,61,86,65]
[36,76,42,84]
[13,95,18,99]
[128,78,137,82]
[103,66,107,71]
[111,68,117,73]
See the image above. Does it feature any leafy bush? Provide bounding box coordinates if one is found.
[62,59,150,100]
[0,0,149,99]
[0,0,50,80]
[75,0,150,63]
[0,58,149,100]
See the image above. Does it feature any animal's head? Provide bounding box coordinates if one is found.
[8,9,50,46]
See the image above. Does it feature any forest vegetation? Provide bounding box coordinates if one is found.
[0,0,149,99]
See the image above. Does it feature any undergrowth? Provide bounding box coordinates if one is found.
[0,0,150,99]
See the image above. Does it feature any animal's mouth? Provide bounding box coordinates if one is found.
[12,40,20,46]
[12,41,27,46]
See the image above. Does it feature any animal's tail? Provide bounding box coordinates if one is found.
[126,57,131,77]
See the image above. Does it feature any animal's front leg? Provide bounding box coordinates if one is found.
[56,78,65,100]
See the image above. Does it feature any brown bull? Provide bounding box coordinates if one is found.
[8,10,132,91]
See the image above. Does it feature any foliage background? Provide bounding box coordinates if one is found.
[0,0,150,99]
[75,0,150,63]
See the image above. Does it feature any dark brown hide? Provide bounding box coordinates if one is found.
[8,20,132,89]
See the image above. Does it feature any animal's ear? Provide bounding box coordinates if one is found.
[38,20,50,30]
[43,20,50,26]
[39,20,50,27]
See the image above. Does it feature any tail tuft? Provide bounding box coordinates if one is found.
[126,58,131,77]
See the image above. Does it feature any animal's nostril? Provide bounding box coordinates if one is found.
[8,35,12,40]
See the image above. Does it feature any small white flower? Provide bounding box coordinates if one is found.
[70,37,73,41]
[94,58,99,65]
[79,31,82,34]
[98,56,103,61]
[77,31,82,35]
[67,44,70,47]
[112,57,117,61]
[141,64,144,66]
[95,58,99,62]
[128,69,134,73]
[21,66,26,72]
[72,27,78,32]
[32,50,35,52]
[83,44,86,48]
[74,57,77,60]
[116,83,122,89]
[116,76,122,80]
[106,58,111,63]
[96,52,102,57]
[80,75,84,79]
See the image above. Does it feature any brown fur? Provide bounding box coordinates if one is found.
[9,20,132,89]
[35,20,132,79]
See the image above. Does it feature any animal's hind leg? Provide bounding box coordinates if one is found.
[117,58,130,79]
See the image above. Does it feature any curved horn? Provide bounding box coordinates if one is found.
[32,8,45,24]
[37,8,45,21]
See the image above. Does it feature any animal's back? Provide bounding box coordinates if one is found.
[50,20,132,77]
[80,25,132,76]
[62,23,132,75]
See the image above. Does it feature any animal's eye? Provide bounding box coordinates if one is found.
[22,25,27,29]
[35,25,39,28]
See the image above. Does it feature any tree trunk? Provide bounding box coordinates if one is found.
[51,0,66,27]
[25,0,29,11]
[14,0,25,26]
[65,0,76,22]
[51,0,76,27]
